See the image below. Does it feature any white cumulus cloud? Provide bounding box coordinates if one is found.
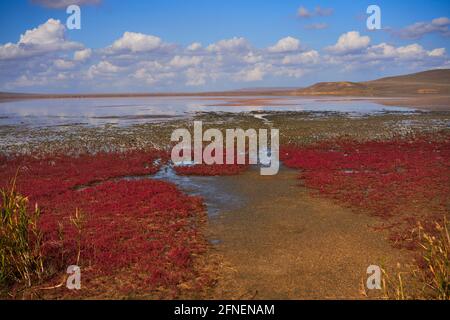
[327,31,370,54]
[74,48,92,61]
[268,36,300,53]
[169,55,203,68]
[428,48,446,57]
[282,50,319,65]
[234,66,266,82]
[187,42,202,51]
[0,19,82,60]
[87,60,121,78]
[109,32,163,53]
[54,59,75,70]
[207,37,250,52]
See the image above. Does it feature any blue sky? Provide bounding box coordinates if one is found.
[0,0,449,93]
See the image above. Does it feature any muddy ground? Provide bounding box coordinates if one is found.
[205,166,413,299]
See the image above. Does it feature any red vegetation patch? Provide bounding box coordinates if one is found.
[173,148,249,176]
[41,180,206,292]
[281,133,450,249]
[0,150,168,200]
[0,150,210,297]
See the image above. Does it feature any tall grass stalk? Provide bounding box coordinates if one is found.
[418,218,449,300]
[70,208,84,266]
[0,179,44,288]
[381,217,449,300]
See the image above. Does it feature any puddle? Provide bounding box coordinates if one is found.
[209,239,222,245]
[152,165,245,217]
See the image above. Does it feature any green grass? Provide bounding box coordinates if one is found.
[0,179,44,290]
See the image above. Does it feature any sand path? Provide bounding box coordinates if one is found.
[207,166,411,299]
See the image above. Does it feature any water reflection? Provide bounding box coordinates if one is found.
[0,96,413,127]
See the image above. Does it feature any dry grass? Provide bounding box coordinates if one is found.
[381,217,449,300]
[0,179,44,290]
[417,218,449,299]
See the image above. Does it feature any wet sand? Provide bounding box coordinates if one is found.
[371,95,450,111]
[205,95,450,111]
[206,166,412,299]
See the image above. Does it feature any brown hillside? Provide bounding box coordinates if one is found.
[294,69,450,96]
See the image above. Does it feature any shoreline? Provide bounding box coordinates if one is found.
[1,94,449,111]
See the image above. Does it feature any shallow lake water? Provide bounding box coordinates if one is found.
[152,165,245,217]
[0,96,414,128]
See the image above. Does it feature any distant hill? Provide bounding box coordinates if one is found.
[293,69,450,96]
[294,81,370,95]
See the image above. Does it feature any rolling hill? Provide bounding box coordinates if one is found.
[293,69,450,96]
